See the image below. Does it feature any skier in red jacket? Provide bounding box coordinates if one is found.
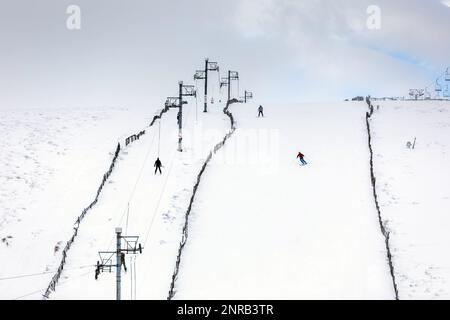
[297,151,307,166]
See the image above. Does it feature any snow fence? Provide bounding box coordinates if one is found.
[123,104,172,147]
[365,100,400,300]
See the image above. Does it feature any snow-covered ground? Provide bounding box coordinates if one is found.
[49,97,231,300]
[0,106,152,299]
[371,100,450,299]
[2,98,449,300]
[172,102,395,299]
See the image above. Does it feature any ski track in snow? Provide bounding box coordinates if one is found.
[173,102,394,299]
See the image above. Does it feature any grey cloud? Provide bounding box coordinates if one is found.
[0,0,449,109]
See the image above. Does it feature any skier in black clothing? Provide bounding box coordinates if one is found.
[120,252,127,272]
[258,105,264,117]
[154,157,162,175]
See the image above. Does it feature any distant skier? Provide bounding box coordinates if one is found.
[258,105,264,117]
[297,151,308,166]
[154,157,163,175]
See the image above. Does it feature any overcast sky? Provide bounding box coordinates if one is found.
[0,0,449,109]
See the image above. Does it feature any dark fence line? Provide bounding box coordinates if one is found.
[365,99,400,300]
[125,130,145,146]
[123,105,171,148]
[150,105,171,127]
[43,143,121,299]
[167,99,239,300]
[43,105,173,299]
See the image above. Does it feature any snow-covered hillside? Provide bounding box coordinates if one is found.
[1,99,449,300]
[0,106,152,299]
[371,100,450,299]
[172,102,395,299]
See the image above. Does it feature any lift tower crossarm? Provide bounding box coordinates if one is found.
[193,58,219,113]
[227,71,239,102]
[244,90,253,103]
[165,97,181,108]
[95,228,143,300]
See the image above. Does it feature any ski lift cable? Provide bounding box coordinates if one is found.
[133,99,192,251]
[142,106,186,247]
[141,101,190,247]
[142,145,178,247]
[112,95,192,256]
[110,125,158,241]
[119,122,159,217]
[106,122,160,251]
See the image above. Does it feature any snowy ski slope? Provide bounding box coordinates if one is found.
[49,99,231,299]
[1,99,450,300]
[173,102,395,299]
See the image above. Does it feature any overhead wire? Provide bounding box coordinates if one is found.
[142,84,197,247]
[11,269,93,300]
[0,264,94,282]
[142,143,178,247]
[103,119,160,252]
